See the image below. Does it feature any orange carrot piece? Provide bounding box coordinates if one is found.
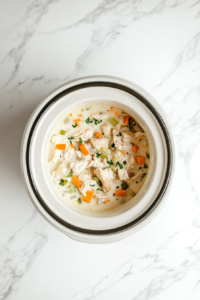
[82,190,95,203]
[55,144,66,150]
[72,176,82,188]
[124,116,130,126]
[94,131,102,138]
[124,116,133,126]
[115,190,126,196]
[110,107,121,117]
[103,200,110,204]
[121,150,125,156]
[132,144,139,153]
[80,144,90,156]
[74,119,81,127]
[135,156,145,165]
[70,144,75,148]
[78,114,84,118]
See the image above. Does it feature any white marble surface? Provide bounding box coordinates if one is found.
[0,0,200,299]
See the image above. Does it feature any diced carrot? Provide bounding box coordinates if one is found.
[78,114,84,118]
[82,190,95,203]
[135,156,145,165]
[55,144,66,150]
[124,116,133,126]
[103,200,110,204]
[124,116,130,126]
[121,150,125,156]
[110,107,121,117]
[115,190,126,196]
[80,144,90,156]
[94,131,102,138]
[72,176,82,188]
[74,119,81,127]
[70,144,75,148]
[132,144,139,153]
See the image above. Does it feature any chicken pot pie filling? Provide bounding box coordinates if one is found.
[48,104,150,211]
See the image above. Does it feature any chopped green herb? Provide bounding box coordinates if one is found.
[59,179,67,186]
[96,153,101,158]
[146,152,150,159]
[111,143,115,148]
[118,149,121,151]
[107,160,113,165]
[116,132,122,137]
[79,138,83,143]
[141,173,146,180]
[78,198,82,204]
[72,124,77,128]
[70,140,72,145]
[136,181,138,184]
[116,161,123,169]
[90,184,95,187]
[123,161,127,165]
[99,112,102,114]
[116,186,119,189]
[66,171,72,178]
[85,117,92,124]
[60,130,66,135]
[60,155,61,158]
[94,119,102,125]
[102,132,104,135]
[143,163,148,169]
[86,108,90,110]
[139,167,142,170]
[121,182,129,190]
[68,137,74,140]
[97,188,102,191]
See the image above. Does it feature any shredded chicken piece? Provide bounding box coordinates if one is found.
[79,180,97,196]
[91,138,107,151]
[64,144,76,159]
[85,142,96,154]
[125,153,135,171]
[113,129,122,149]
[76,150,92,161]
[118,168,129,181]
[89,156,104,168]
[72,129,93,142]
[78,173,90,182]
[122,131,146,143]
[48,149,63,163]
[127,172,142,182]
[70,160,89,175]
[94,168,114,193]
[134,132,146,139]
[100,123,111,136]
[92,112,109,120]
[51,161,71,181]
[122,143,133,151]
[120,125,130,132]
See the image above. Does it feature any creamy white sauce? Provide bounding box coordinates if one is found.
[48,104,150,211]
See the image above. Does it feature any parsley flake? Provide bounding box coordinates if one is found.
[66,171,72,178]
[107,160,113,165]
[116,161,123,169]
[78,198,82,204]
[111,143,115,148]
[123,161,127,165]
[96,153,101,158]
[72,124,77,128]
[79,138,83,143]
[116,132,122,137]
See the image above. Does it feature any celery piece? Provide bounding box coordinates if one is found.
[69,186,76,194]
[93,176,102,186]
[59,179,67,186]
[107,117,119,127]
[60,130,66,135]
[100,146,107,152]
[100,152,108,159]
[104,135,110,139]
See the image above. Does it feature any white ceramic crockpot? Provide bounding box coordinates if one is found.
[21,76,177,244]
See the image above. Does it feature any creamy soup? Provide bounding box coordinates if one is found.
[48,104,150,211]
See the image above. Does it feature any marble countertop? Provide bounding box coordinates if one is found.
[0,0,200,299]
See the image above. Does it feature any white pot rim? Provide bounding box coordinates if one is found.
[21,75,177,243]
